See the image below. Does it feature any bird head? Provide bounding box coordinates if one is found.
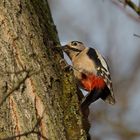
[62,41,85,60]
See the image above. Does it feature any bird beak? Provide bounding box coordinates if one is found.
[62,45,69,51]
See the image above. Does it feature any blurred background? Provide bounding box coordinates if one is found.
[48,0,140,140]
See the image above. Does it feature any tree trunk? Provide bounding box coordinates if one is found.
[0,0,87,139]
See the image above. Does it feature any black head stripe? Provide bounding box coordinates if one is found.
[67,46,82,52]
[71,41,83,44]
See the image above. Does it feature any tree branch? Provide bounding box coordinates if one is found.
[124,0,140,15]
[134,33,140,38]
[117,0,140,15]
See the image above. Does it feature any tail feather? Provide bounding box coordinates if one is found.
[101,94,116,105]
[100,86,116,105]
[81,86,116,108]
[81,89,101,108]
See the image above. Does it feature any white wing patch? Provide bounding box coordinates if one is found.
[94,49,113,93]
[95,50,109,71]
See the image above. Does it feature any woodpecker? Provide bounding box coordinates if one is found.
[62,41,115,107]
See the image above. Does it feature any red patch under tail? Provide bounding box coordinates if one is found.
[81,74,105,91]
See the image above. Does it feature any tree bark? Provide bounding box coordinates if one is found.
[0,0,87,140]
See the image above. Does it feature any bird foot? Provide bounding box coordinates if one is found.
[59,59,73,72]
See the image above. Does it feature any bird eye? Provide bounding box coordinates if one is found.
[71,41,78,46]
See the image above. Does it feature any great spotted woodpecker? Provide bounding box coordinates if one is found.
[62,41,115,107]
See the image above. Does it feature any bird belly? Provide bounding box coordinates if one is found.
[73,55,96,80]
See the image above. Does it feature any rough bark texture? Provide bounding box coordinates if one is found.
[0,0,87,140]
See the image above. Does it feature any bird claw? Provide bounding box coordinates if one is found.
[59,59,73,72]
[64,65,73,72]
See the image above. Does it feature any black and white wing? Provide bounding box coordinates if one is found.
[86,48,115,104]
